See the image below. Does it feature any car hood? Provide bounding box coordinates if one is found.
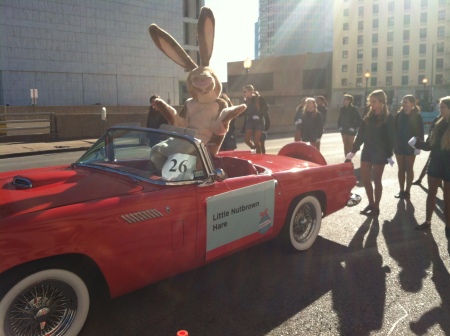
[0,165,143,217]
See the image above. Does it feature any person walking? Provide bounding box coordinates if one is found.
[345,89,395,216]
[295,97,323,151]
[409,96,450,238]
[338,94,362,158]
[393,95,424,199]
[146,94,167,146]
[294,97,306,141]
[242,85,269,154]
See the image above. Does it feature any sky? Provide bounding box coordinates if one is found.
[204,0,259,80]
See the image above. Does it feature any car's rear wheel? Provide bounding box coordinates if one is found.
[285,195,322,251]
[0,269,90,336]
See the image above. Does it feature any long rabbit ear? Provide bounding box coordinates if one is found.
[149,24,197,71]
[197,7,215,67]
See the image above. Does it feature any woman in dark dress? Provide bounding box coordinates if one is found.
[346,90,395,216]
[411,96,450,237]
[393,95,424,199]
[296,97,323,151]
[338,94,362,158]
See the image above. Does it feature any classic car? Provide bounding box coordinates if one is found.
[0,126,359,335]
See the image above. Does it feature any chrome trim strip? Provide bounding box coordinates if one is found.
[121,209,164,224]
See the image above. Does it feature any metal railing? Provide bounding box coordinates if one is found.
[0,112,57,138]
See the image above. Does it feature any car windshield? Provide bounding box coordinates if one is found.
[75,127,208,183]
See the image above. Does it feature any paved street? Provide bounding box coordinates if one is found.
[1,132,449,335]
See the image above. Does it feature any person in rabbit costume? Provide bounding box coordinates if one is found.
[148,7,246,169]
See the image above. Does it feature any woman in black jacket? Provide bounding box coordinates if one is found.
[393,95,424,199]
[296,97,323,151]
[346,90,395,216]
[411,96,450,237]
[338,94,362,158]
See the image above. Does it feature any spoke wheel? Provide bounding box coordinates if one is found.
[287,195,322,251]
[1,269,89,336]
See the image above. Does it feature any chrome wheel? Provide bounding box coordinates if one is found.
[288,196,322,251]
[1,269,90,336]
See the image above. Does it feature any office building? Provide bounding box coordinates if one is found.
[333,0,450,108]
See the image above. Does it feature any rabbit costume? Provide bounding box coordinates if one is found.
[148,7,246,168]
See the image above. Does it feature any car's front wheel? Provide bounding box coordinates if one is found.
[0,269,90,336]
[284,195,322,251]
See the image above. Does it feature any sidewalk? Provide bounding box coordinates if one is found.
[0,139,97,159]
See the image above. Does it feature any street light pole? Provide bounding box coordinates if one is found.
[364,70,371,108]
[243,57,252,84]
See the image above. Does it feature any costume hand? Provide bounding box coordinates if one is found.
[349,128,355,132]
[387,157,395,166]
[345,152,355,161]
[408,136,417,148]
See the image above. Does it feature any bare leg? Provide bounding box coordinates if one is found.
[253,130,263,154]
[413,153,430,185]
[343,134,355,158]
[396,154,406,193]
[245,129,255,150]
[361,161,375,206]
[404,155,416,194]
[426,176,442,223]
[372,164,386,210]
[261,140,266,154]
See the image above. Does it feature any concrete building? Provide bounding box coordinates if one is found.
[0,0,203,106]
[333,0,450,109]
[257,0,334,58]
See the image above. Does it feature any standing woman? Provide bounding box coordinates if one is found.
[338,94,362,158]
[411,96,450,237]
[296,97,323,151]
[393,95,424,199]
[243,85,269,154]
[316,96,328,127]
[346,90,395,216]
[294,97,306,141]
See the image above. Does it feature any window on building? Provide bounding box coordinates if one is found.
[372,33,378,43]
[421,12,427,23]
[438,26,445,37]
[403,45,410,56]
[437,42,444,53]
[371,63,377,73]
[404,14,410,25]
[373,19,379,29]
[386,62,393,72]
[403,30,410,41]
[356,78,362,87]
[419,44,426,54]
[438,10,445,20]
[343,23,349,30]
[373,4,379,15]
[358,6,364,16]
[342,64,348,72]
[386,76,392,86]
[343,36,349,44]
[387,32,394,42]
[388,17,394,27]
[344,8,349,16]
[436,58,443,69]
[439,0,446,4]
[420,28,427,38]
[341,79,348,86]
[436,74,443,85]
[357,49,363,59]
[358,35,364,45]
[388,2,395,12]
[370,77,377,86]
[402,60,409,70]
[357,64,363,74]
[387,47,393,57]
[372,48,378,58]
[358,21,364,30]
[402,76,409,85]
[342,50,348,58]
[419,59,426,70]
[404,0,411,10]
[421,0,428,7]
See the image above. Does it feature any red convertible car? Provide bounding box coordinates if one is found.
[0,126,359,335]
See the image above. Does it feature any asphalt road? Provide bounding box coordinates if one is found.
[2,132,449,335]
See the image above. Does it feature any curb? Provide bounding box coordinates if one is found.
[0,146,91,159]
